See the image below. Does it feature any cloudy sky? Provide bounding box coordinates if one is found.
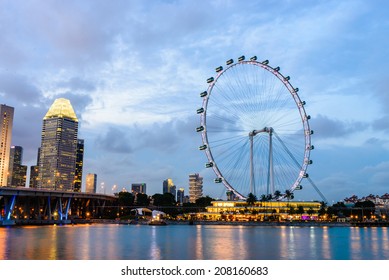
[1,0,388,203]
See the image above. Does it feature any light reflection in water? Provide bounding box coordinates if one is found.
[321,227,331,259]
[1,224,389,260]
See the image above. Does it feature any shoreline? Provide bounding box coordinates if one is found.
[2,219,389,227]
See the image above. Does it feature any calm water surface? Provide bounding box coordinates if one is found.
[1,224,389,260]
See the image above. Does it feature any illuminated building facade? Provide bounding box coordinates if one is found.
[85,173,97,193]
[189,173,203,203]
[74,139,84,192]
[7,146,27,187]
[0,104,14,187]
[38,98,78,191]
[204,200,321,221]
[163,178,176,199]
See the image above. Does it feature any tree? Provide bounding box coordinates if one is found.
[152,193,176,206]
[274,190,282,200]
[117,191,134,217]
[284,190,294,202]
[136,193,150,206]
[195,196,214,207]
[318,201,327,217]
[246,193,257,205]
[118,191,134,206]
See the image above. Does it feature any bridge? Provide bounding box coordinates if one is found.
[0,187,118,226]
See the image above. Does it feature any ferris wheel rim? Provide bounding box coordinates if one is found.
[199,57,312,200]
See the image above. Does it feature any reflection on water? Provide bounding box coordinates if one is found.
[1,224,389,260]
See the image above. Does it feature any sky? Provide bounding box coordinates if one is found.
[0,0,388,203]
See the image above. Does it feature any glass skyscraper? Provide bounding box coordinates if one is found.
[38,98,78,191]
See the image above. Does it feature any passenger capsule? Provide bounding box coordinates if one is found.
[310,145,315,150]
[274,66,280,72]
[294,88,299,93]
[262,60,269,65]
[197,108,204,114]
[238,55,245,61]
[284,76,290,81]
[250,56,257,61]
[226,59,234,65]
[300,101,306,106]
[303,173,309,178]
[205,162,213,168]
[295,185,303,190]
[215,66,223,72]
[207,77,214,83]
[196,126,204,132]
[310,130,314,135]
[305,159,313,164]
[214,178,222,183]
[199,145,207,150]
[200,91,207,98]
[306,115,311,120]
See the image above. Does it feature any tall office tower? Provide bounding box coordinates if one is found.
[163,178,176,199]
[29,165,39,188]
[85,173,97,193]
[177,188,185,205]
[74,139,84,192]
[0,104,14,187]
[29,148,40,188]
[131,183,146,194]
[38,98,78,191]
[7,146,27,187]
[189,173,203,203]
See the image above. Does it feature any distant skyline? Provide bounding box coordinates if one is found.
[1,0,388,202]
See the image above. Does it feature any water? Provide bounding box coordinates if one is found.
[1,224,389,260]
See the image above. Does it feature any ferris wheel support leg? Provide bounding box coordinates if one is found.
[267,130,274,196]
[249,134,254,196]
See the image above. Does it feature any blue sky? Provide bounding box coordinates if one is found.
[0,0,388,203]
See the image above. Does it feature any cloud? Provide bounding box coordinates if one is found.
[310,114,365,139]
[0,73,42,103]
[57,77,97,92]
[95,126,133,154]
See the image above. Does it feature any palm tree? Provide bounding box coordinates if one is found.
[246,193,257,206]
[274,190,282,200]
[284,190,294,202]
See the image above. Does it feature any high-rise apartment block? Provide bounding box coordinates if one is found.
[7,146,27,187]
[0,104,14,187]
[189,173,203,203]
[38,98,79,191]
[85,173,97,193]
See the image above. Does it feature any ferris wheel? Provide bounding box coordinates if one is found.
[197,55,313,200]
